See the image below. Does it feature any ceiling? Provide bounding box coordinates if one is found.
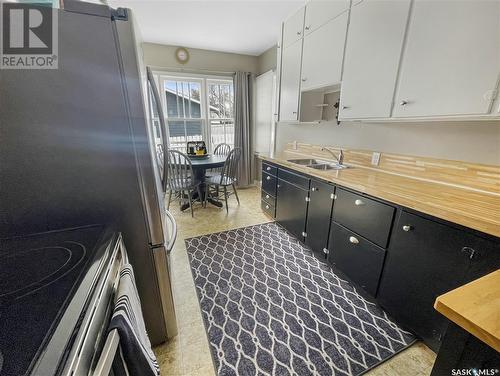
[106,0,304,56]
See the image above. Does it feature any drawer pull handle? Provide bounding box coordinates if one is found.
[354,199,365,206]
[266,205,270,209]
[266,167,271,171]
[461,246,476,260]
[402,225,412,232]
[349,236,359,244]
[266,176,271,181]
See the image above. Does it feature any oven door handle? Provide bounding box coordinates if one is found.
[93,329,120,375]
[165,209,177,254]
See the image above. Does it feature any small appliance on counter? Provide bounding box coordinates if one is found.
[187,141,210,158]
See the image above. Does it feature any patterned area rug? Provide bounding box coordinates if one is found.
[185,223,415,376]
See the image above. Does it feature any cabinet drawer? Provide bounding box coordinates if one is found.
[262,162,277,177]
[261,190,275,206]
[277,168,310,190]
[328,223,386,296]
[333,188,395,248]
[261,200,275,218]
[262,172,277,196]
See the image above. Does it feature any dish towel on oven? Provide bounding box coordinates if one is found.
[108,264,160,376]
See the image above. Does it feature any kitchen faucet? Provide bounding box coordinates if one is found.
[320,147,344,165]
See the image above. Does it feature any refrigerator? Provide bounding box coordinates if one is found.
[0,1,176,344]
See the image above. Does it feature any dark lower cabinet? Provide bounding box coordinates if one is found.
[328,222,386,296]
[305,179,335,260]
[262,172,277,196]
[377,210,499,352]
[333,188,395,248]
[431,322,500,376]
[276,177,309,241]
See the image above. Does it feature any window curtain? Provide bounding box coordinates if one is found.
[233,72,253,187]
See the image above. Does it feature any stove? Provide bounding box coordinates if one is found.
[0,225,107,376]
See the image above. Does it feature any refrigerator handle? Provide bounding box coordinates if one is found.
[146,66,169,193]
[165,209,177,253]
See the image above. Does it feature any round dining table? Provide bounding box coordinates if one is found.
[183,154,227,210]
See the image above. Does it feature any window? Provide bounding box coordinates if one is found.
[208,80,234,149]
[163,78,203,152]
[158,74,234,152]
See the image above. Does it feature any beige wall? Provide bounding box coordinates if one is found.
[142,43,259,73]
[257,45,278,75]
[276,120,500,165]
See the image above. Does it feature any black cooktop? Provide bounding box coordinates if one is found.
[0,225,105,376]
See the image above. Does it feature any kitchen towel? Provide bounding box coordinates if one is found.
[108,264,160,376]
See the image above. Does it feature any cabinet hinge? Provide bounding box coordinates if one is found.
[302,232,307,238]
[323,248,329,255]
[330,193,337,200]
[305,196,311,202]
[111,8,128,21]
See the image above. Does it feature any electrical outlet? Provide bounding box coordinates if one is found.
[371,152,381,166]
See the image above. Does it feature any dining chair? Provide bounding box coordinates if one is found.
[205,148,241,213]
[166,150,202,217]
[206,143,232,178]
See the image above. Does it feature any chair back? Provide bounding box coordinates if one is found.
[220,148,241,184]
[213,143,231,156]
[166,150,194,191]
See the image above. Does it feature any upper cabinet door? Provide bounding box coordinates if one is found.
[393,0,500,118]
[339,0,411,120]
[301,12,349,91]
[304,0,350,35]
[279,40,303,121]
[283,6,306,48]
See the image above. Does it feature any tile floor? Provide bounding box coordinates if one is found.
[154,186,436,375]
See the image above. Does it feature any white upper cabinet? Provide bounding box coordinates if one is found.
[301,12,349,91]
[282,6,305,48]
[304,0,350,35]
[340,0,411,119]
[279,39,303,121]
[393,0,500,118]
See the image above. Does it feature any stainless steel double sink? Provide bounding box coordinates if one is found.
[287,158,350,170]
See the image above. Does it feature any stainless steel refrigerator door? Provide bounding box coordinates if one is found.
[114,10,177,339]
[152,244,178,338]
[113,10,167,248]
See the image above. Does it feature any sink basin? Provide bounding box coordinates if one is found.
[310,163,350,170]
[287,158,319,165]
[287,158,351,170]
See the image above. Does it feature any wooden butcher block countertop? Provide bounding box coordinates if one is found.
[434,270,500,352]
[259,149,500,238]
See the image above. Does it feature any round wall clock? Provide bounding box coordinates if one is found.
[175,47,190,64]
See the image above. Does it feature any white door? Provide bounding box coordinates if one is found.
[393,0,500,117]
[301,12,349,91]
[340,0,411,119]
[304,0,350,35]
[254,70,277,155]
[279,39,303,121]
[283,6,305,48]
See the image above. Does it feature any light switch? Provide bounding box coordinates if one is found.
[371,152,381,166]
